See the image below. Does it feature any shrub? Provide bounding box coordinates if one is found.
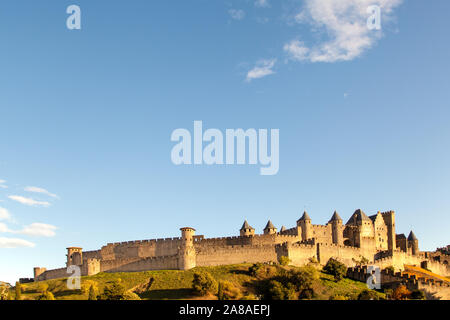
[330,294,348,300]
[217,281,241,300]
[15,282,22,300]
[323,258,347,281]
[0,285,8,300]
[192,272,218,296]
[37,291,55,300]
[410,290,426,300]
[37,282,49,293]
[123,291,141,300]
[392,285,411,300]
[290,265,319,292]
[278,256,291,266]
[98,280,127,300]
[249,263,265,277]
[88,285,97,300]
[357,289,380,300]
[267,280,296,300]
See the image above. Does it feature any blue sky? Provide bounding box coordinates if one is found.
[0,0,449,284]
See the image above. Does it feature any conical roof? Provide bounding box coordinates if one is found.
[297,211,311,222]
[329,211,342,222]
[264,220,276,230]
[408,231,418,241]
[280,226,286,232]
[346,209,371,225]
[240,220,254,231]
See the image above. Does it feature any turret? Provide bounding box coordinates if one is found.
[297,211,312,241]
[240,220,255,237]
[178,227,196,270]
[66,247,83,267]
[407,231,419,255]
[263,220,277,235]
[328,211,343,245]
[33,267,47,280]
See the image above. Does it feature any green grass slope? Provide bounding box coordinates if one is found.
[15,264,384,300]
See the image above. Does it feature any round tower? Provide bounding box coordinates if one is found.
[66,247,83,266]
[240,220,255,237]
[263,220,277,235]
[329,211,343,245]
[407,231,419,255]
[33,267,47,280]
[178,227,196,270]
[297,211,312,241]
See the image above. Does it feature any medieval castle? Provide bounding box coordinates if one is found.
[32,209,450,281]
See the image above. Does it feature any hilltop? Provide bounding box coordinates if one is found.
[11,263,384,300]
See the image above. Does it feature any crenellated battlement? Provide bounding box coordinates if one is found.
[33,209,449,286]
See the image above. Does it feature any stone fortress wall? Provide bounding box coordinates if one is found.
[33,209,450,283]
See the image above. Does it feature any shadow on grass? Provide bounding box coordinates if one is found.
[138,288,194,300]
[53,289,83,297]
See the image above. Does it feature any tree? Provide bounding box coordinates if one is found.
[192,271,218,296]
[217,281,241,300]
[392,285,411,300]
[410,290,426,300]
[278,256,290,266]
[323,258,347,281]
[15,282,22,300]
[88,285,97,300]
[98,279,127,300]
[267,280,296,300]
[358,289,380,300]
[0,285,8,300]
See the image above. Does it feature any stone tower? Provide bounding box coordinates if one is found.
[381,210,396,252]
[66,247,83,267]
[240,220,255,237]
[329,211,343,245]
[407,231,419,255]
[263,220,277,235]
[178,227,196,270]
[297,211,312,241]
[33,267,47,280]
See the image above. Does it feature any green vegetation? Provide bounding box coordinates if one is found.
[323,258,347,281]
[192,271,218,296]
[15,282,22,300]
[278,256,291,266]
[16,263,386,300]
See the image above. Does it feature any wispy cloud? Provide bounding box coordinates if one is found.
[8,195,51,207]
[0,179,7,189]
[229,9,246,21]
[0,207,12,221]
[17,223,57,237]
[246,59,276,82]
[0,237,35,248]
[255,0,270,8]
[25,186,59,199]
[284,0,403,63]
[0,222,57,237]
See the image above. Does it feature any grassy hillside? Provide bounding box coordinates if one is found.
[14,263,384,300]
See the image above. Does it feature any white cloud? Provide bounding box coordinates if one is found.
[229,9,246,21]
[8,195,51,207]
[25,186,59,199]
[0,207,12,221]
[0,237,35,248]
[0,223,11,233]
[17,223,57,237]
[246,59,276,82]
[0,179,7,189]
[255,0,270,8]
[284,0,403,63]
[0,222,57,237]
